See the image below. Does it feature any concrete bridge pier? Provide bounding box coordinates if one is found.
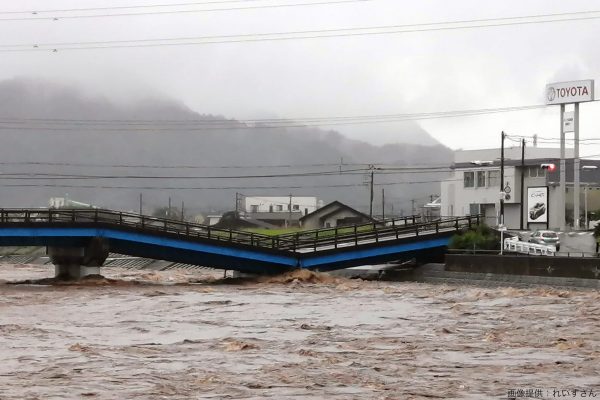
[49,238,109,280]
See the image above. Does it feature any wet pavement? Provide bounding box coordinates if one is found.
[0,264,598,399]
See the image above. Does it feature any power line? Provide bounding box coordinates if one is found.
[0,160,366,169]
[0,160,452,170]
[0,104,563,133]
[0,0,370,21]
[0,167,371,180]
[0,0,264,14]
[0,103,553,124]
[0,167,454,180]
[0,177,462,190]
[2,9,600,52]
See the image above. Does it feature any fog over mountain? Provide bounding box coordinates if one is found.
[0,79,452,216]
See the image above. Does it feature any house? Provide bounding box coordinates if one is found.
[439,146,600,230]
[49,197,95,209]
[242,196,322,216]
[241,195,323,228]
[422,196,441,220]
[300,201,375,230]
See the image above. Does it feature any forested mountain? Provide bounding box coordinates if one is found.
[0,79,452,215]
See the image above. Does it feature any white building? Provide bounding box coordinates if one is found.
[242,196,322,217]
[49,197,95,209]
[438,146,600,231]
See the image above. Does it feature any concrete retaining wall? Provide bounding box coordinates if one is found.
[446,254,600,280]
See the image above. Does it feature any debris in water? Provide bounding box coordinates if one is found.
[222,340,260,351]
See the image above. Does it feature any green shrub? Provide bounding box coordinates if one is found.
[449,224,499,251]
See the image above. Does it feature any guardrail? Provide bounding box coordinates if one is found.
[0,208,480,253]
[503,238,556,256]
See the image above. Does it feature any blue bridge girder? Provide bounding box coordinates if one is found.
[0,209,480,274]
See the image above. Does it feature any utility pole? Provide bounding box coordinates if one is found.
[411,199,416,215]
[381,188,385,220]
[520,138,526,230]
[288,193,293,228]
[181,201,185,221]
[139,193,143,215]
[168,197,172,218]
[235,192,239,214]
[369,167,374,218]
[500,131,505,226]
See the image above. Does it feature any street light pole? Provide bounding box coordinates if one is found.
[520,138,525,230]
[584,185,588,229]
[500,131,505,226]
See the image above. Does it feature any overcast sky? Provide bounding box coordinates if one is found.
[1,0,599,153]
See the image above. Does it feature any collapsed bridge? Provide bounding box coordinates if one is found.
[0,208,479,278]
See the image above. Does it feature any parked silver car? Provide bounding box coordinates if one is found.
[528,230,560,251]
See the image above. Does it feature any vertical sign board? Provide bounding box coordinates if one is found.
[563,111,575,133]
[545,79,594,231]
[546,80,595,105]
[527,186,549,224]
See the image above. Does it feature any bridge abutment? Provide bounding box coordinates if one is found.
[49,238,109,280]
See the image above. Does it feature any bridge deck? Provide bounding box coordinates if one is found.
[0,209,479,274]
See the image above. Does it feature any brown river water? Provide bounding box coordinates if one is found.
[0,264,598,400]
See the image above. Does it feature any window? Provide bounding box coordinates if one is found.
[529,167,546,178]
[476,171,486,187]
[250,205,259,213]
[275,205,283,212]
[293,204,300,210]
[487,170,499,187]
[464,171,475,188]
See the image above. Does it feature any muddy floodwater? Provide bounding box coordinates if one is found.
[0,264,599,400]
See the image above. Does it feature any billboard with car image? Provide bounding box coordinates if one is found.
[527,186,548,224]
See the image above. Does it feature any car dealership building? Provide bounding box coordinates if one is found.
[440,146,600,230]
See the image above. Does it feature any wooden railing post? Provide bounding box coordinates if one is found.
[119,212,123,224]
[354,225,358,246]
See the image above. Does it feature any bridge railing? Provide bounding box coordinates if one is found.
[276,214,422,243]
[0,208,298,250]
[0,208,480,252]
[278,215,480,251]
